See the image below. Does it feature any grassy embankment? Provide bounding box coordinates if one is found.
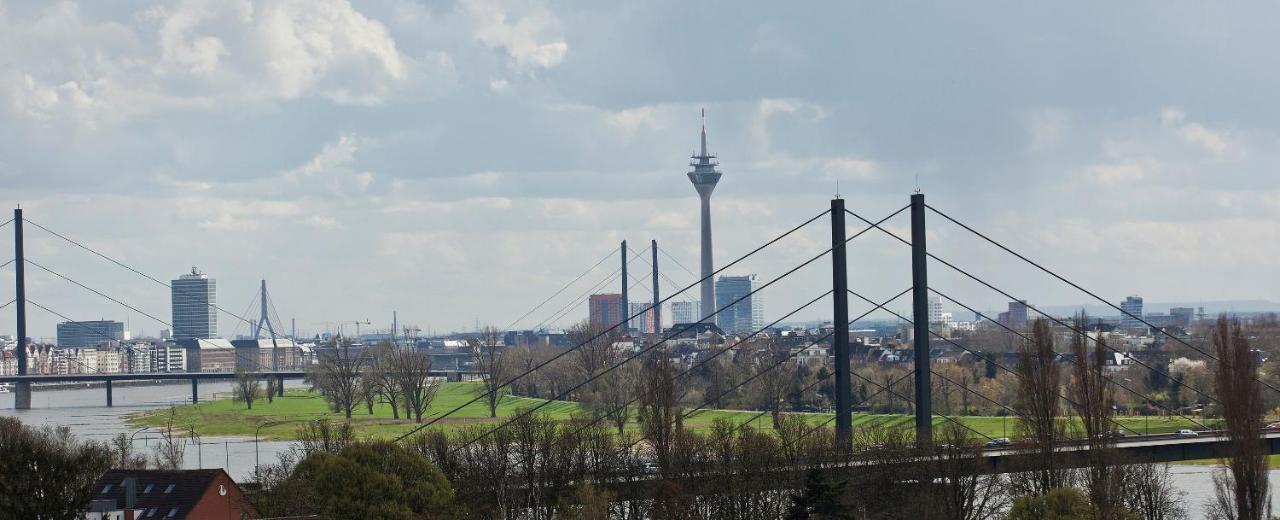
[127,382,1204,442]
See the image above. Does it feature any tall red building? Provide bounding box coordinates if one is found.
[589,293,623,328]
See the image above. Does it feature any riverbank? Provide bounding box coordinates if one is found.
[127,382,1207,441]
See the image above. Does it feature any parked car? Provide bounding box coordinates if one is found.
[1265,422,1280,431]
[1101,430,1127,440]
[985,437,1012,448]
[1175,429,1199,438]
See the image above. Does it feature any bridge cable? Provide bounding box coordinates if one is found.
[843,208,1234,403]
[24,218,295,338]
[930,286,1218,407]
[24,300,130,375]
[0,259,13,269]
[0,298,13,311]
[501,245,620,331]
[392,207,856,443]
[925,204,1238,368]
[443,240,839,452]
[25,259,260,368]
[848,289,1205,435]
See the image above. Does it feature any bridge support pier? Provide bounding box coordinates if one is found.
[105,380,113,407]
[830,198,852,448]
[191,379,199,403]
[13,382,30,409]
[910,193,933,448]
[277,375,284,397]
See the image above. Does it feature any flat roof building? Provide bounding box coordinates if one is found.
[171,267,217,341]
[56,320,124,348]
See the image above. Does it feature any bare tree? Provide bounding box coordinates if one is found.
[1209,315,1269,520]
[152,407,186,470]
[1067,312,1123,517]
[109,433,148,469]
[369,342,401,420]
[471,325,511,418]
[1124,463,1188,520]
[928,422,1008,520]
[1013,318,1070,495]
[569,321,637,433]
[392,345,443,423]
[637,348,683,476]
[748,340,791,428]
[233,368,262,410]
[309,340,366,419]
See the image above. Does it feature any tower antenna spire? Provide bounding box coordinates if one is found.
[700,108,707,157]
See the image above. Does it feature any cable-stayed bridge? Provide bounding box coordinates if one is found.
[2,195,1276,468]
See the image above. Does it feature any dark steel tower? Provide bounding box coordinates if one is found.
[687,109,722,322]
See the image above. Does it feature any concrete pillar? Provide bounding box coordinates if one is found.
[191,379,199,403]
[106,380,113,407]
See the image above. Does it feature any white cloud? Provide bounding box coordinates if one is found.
[1086,161,1148,184]
[1159,106,1242,159]
[463,0,567,70]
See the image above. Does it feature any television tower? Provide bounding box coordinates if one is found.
[688,109,722,322]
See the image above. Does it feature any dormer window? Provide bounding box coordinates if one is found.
[164,484,175,493]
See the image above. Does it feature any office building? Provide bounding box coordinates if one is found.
[56,320,124,348]
[687,110,723,322]
[1170,307,1195,328]
[999,300,1030,328]
[671,301,700,325]
[714,275,764,335]
[629,302,659,334]
[589,293,624,329]
[172,267,217,340]
[1120,295,1144,329]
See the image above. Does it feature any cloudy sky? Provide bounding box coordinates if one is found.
[1,1,1278,340]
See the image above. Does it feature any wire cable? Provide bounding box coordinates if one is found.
[501,245,620,331]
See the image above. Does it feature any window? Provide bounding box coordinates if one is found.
[163,484,175,494]
[102,484,113,493]
[167,507,178,518]
[142,484,153,494]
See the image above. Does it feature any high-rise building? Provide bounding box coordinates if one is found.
[927,295,943,325]
[589,293,623,329]
[172,267,217,340]
[1120,295,1144,329]
[56,320,125,348]
[629,302,658,334]
[715,275,764,334]
[1000,300,1030,328]
[687,109,722,323]
[671,301,700,325]
[1170,307,1195,327]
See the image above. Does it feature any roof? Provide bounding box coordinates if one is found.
[89,469,227,517]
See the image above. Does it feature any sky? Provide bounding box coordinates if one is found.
[1,1,1278,340]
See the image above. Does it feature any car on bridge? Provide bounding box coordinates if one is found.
[984,437,1012,448]
[1175,429,1199,438]
[1266,422,1280,431]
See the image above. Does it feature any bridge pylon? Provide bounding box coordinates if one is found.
[13,208,30,410]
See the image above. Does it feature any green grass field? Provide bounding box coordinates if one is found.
[125,382,1208,442]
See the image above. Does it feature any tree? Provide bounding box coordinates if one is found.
[1067,313,1122,517]
[471,325,511,418]
[570,321,637,433]
[1208,315,1269,520]
[260,441,455,519]
[1005,487,1103,520]
[1123,463,1188,520]
[929,422,1007,520]
[109,433,148,470]
[369,342,401,420]
[152,406,186,470]
[391,345,443,423]
[234,368,262,410]
[1013,319,1070,495]
[0,417,113,520]
[310,339,367,418]
[748,340,792,428]
[637,348,684,476]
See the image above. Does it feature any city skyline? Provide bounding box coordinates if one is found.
[1,2,1279,336]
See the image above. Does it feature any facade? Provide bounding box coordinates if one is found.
[56,320,125,348]
[671,301,701,326]
[230,338,302,371]
[171,268,217,340]
[177,338,236,372]
[589,293,624,329]
[1120,295,1144,329]
[687,110,722,323]
[999,300,1030,328]
[714,275,764,335]
[1170,307,1195,327]
[927,295,943,325]
[629,302,658,334]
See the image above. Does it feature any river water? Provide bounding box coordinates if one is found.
[1,385,1275,518]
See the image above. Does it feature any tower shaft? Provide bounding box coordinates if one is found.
[699,194,715,321]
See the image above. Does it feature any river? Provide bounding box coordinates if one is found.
[0,385,1273,518]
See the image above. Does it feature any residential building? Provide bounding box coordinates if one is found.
[82,469,257,520]
[1120,295,1144,329]
[57,320,125,348]
[714,274,764,335]
[171,267,217,340]
[589,293,623,329]
[927,295,943,325]
[671,301,700,326]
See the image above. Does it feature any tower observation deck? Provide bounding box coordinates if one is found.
[687,109,722,322]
